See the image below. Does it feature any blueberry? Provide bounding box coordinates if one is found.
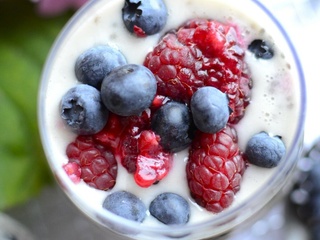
[102,191,147,222]
[60,84,109,135]
[289,141,320,221]
[311,226,320,240]
[101,64,157,116]
[122,0,167,36]
[151,101,193,153]
[190,86,230,134]
[288,140,320,240]
[244,132,286,168]
[149,193,190,225]
[293,192,320,238]
[248,39,274,59]
[75,45,127,89]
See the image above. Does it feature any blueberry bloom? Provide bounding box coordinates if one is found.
[35,0,88,16]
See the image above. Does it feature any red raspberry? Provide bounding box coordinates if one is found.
[116,111,152,173]
[91,111,150,173]
[135,130,173,187]
[144,18,252,124]
[93,113,123,151]
[95,111,152,173]
[65,135,118,190]
[93,107,173,187]
[186,125,246,213]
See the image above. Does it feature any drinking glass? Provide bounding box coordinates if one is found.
[38,0,306,239]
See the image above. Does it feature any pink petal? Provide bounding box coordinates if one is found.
[36,0,88,17]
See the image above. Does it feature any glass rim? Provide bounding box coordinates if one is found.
[38,0,307,237]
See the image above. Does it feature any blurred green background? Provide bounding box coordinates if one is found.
[0,0,75,210]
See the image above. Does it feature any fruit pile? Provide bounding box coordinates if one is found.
[289,139,320,240]
[59,0,286,225]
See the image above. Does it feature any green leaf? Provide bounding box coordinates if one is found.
[0,1,73,210]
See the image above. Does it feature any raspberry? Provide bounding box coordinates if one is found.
[144,18,252,124]
[93,111,151,173]
[93,113,123,151]
[93,109,173,187]
[135,130,173,187]
[115,111,152,173]
[65,135,118,190]
[186,125,246,213]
